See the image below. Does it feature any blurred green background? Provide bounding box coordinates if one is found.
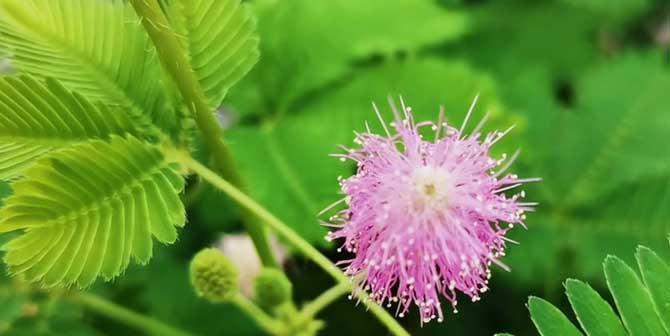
[1,0,670,334]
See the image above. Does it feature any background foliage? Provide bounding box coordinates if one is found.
[0,0,669,334]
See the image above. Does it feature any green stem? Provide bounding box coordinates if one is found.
[71,292,193,336]
[296,281,351,325]
[177,154,410,336]
[129,0,277,268]
[231,293,284,335]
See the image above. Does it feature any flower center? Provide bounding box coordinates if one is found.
[411,165,452,210]
[423,183,437,196]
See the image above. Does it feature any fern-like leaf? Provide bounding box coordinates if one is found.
[0,0,179,136]
[0,75,136,180]
[168,0,260,107]
[0,136,185,287]
[517,244,670,336]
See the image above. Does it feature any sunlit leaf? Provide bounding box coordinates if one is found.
[0,75,137,180]
[0,136,185,287]
[0,0,179,137]
[166,0,259,108]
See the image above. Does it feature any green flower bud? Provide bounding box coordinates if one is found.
[190,248,238,303]
[253,268,292,307]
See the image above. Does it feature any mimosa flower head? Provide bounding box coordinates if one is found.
[323,96,538,323]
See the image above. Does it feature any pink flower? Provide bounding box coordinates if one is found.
[323,97,538,323]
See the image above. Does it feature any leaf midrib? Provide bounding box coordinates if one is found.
[261,124,320,218]
[0,134,101,147]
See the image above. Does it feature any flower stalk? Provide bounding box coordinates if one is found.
[129,0,277,268]
[132,1,409,334]
[231,293,285,335]
[176,152,410,336]
[71,292,193,336]
[295,281,352,326]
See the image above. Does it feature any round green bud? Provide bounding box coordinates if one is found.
[253,268,292,307]
[189,248,238,303]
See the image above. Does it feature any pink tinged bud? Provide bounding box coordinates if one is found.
[323,97,538,323]
[216,233,287,298]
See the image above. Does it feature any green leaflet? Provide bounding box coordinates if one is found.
[0,75,136,180]
[0,136,185,288]
[636,246,670,333]
[565,279,627,336]
[165,0,260,108]
[0,0,260,290]
[521,245,670,336]
[605,256,667,336]
[0,0,179,138]
[528,297,583,336]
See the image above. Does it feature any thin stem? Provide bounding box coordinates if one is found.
[71,292,192,336]
[178,153,410,336]
[231,293,284,335]
[296,281,351,325]
[178,153,342,279]
[129,0,277,268]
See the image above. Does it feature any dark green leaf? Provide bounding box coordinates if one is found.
[636,245,670,333]
[565,279,626,336]
[528,296,583,336]
[604,255,667,336]
[233,0,467,113]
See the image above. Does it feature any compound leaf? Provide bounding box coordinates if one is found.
[0,136,185,287]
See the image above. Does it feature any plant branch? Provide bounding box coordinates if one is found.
[295,281,351,325]
[177,153,410,336]
[70,292,193,336]
[129,0,277,268]
[231,293,284,335]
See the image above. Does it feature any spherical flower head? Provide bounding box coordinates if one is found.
[324,97,538,323]
[254,268,293,308]
[190,248,239,303]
